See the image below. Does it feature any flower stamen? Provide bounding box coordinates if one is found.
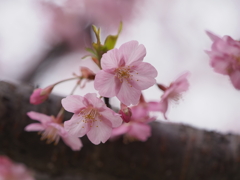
[40,127,60,145]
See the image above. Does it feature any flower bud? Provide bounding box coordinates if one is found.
[30,85,54,105]
[80,67,95,80]
[119,103,132,123]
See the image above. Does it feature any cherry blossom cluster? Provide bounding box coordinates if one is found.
[26,25,190,151]
[206,31,240,89]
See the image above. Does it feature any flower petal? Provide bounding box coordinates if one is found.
[210,55,230,75]
[111,124,130,137]
[61,95,86,113]
[27,111,52,123]
[101,48,121,69]
[230,70,240,90]
[100,109,122,127]
[119,40,146,65]
[116,81,141,106]
[84,93,105,109]
[206,31,220,42]
[128,123,151,141]
[172,72,190,92]
[61,135,83,151]
[148,100,169,119]
[64,114,90,137]
[130,62,157,90]
[25,123,45,131]
[148,102,162,111]
[159,100,169,119]
[94,70,120,97]
[131,105,149,120]
[87,118,112,145]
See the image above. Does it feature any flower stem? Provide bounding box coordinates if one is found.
[53,76,82,86]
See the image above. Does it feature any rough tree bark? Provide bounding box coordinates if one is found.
[0,81,240,180]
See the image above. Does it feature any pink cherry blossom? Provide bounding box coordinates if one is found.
[62,93,122,145]
[112,103,155,142]
[94,40,158,106]
[206,31,240,89]
[30,85,54,105]
[25,111,82,151]
[148,72,190,119]
[0,156,35,180]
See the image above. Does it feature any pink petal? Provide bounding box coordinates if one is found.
[61,135,83,151]
[128,123,151,141]
[131,105,148,120]
[87,118,112,145]
[64,114,90,137]
[130,62,157,90]
[84,93,104,109]
[100,109,122,127]
[27,111,52,123]
[159,100,169,119]
[149,100,169,120]
[101,48,121,70]
[230,70,240,90]
[48,122,64,133]
[217,36,240,54]
[25,123,45,131]
[61,95,86,113]
[94,70,119,97]
[210,55,231,75]
[111,124,130,137]
[116,81,141,106]
[147,102,162,112]
[162,72,190,99]
[172,72,190,92]
[206,31,220,42]
[119,40,146,65]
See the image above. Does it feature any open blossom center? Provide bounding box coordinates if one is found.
[168,92,182,103]
[115,66,132,82]
[233,55,240,64]
[40,127,60,145]
[79,107,101,126]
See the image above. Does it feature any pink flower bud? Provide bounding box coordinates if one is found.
[80,67,95,80]
[30,85,54,105]
[119,103,132,123]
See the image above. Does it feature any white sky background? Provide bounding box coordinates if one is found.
[0,0,240,134]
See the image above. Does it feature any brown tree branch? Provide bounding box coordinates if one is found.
[0,81,240,180]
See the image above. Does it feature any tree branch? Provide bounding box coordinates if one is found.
[0,81,240,180]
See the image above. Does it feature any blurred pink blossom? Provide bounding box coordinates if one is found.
[206,31,240,89]
[94,40,158,106]
[82,0,140,28]
[149,72,190,119]
[112,103,155,142]
[25,111,82,151]
[0,156,34,180]
[62,93,122,145]
[40,0,143,49]
[40,1,89,49]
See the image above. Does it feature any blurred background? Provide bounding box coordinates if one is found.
[0,0,240,134]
